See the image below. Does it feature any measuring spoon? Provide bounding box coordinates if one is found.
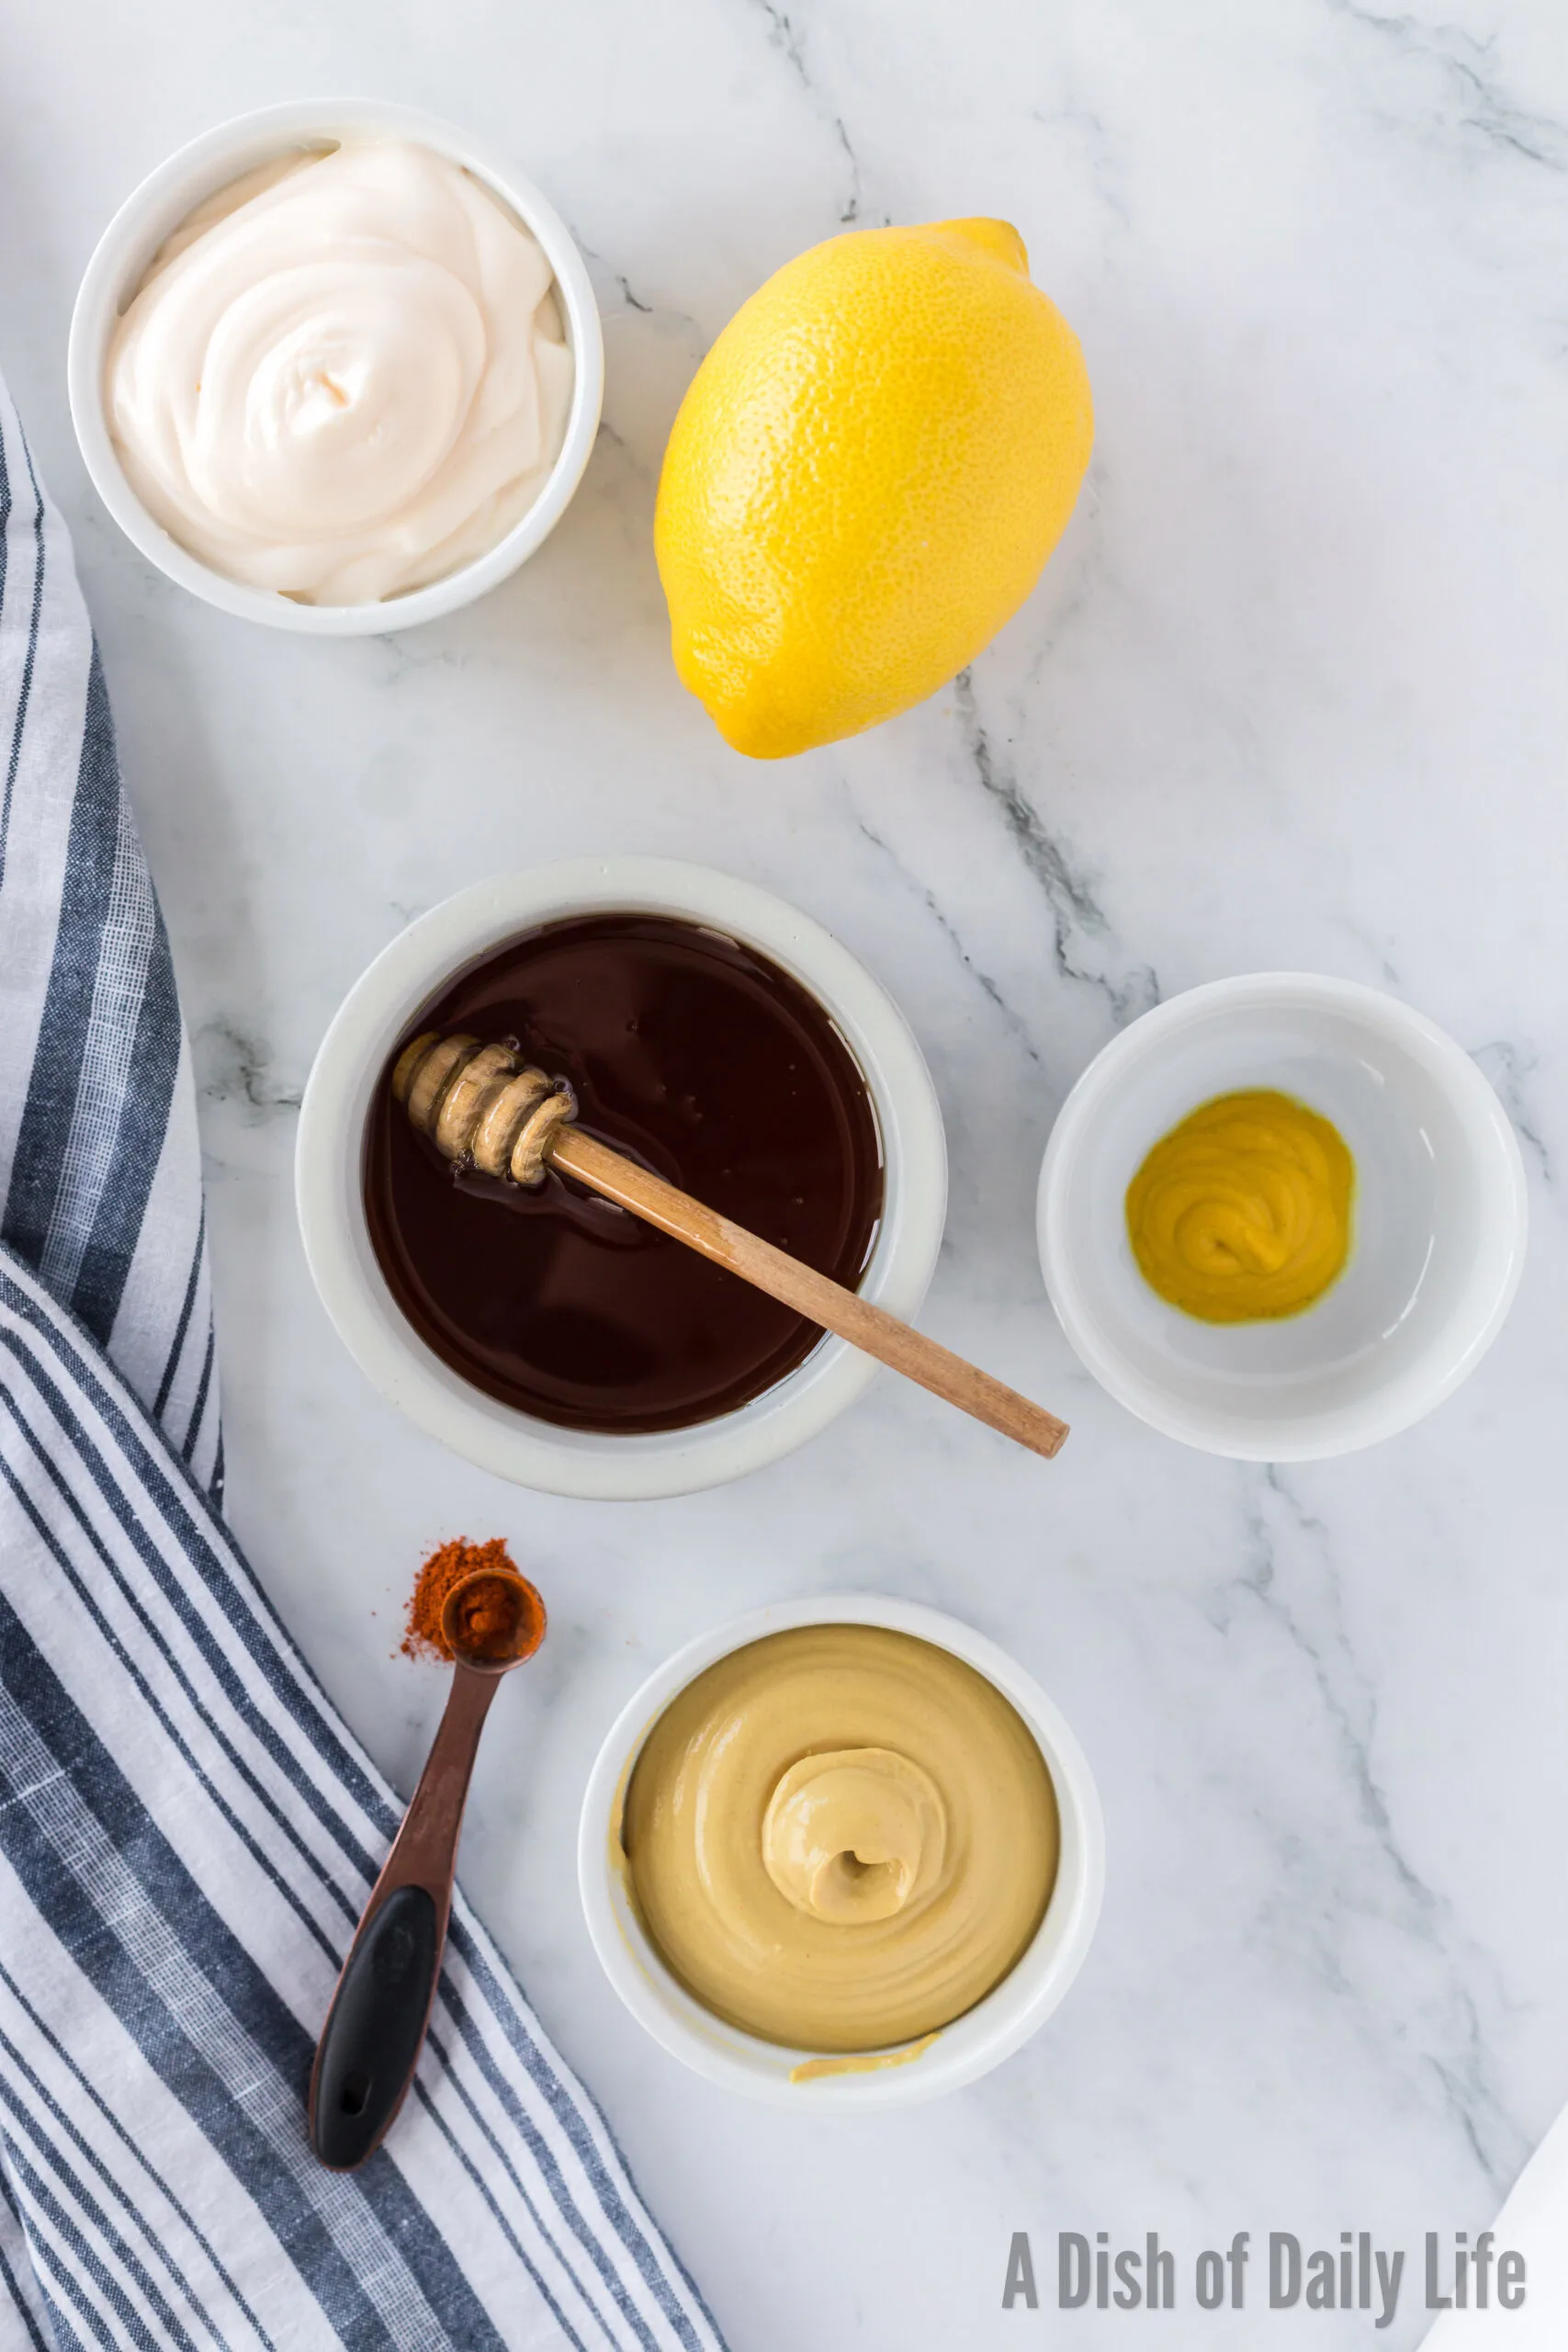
[309,1566,547,2169]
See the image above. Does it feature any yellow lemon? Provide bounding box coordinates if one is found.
[654,219,1093,761]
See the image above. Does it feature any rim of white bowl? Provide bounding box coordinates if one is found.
[1036,972,1529,1460]
[577,1591,1105,2109]
[67,98,605,635]
[296,858,948,1499]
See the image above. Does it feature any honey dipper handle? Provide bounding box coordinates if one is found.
[549,1127,1069,1461]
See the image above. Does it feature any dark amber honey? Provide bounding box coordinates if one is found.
[364,913,884,1433]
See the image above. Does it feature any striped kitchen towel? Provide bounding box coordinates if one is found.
[0,379,218,1499]
[0,377,727,2352]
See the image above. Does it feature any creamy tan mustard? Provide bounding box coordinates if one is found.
[620,1625,1059,2052]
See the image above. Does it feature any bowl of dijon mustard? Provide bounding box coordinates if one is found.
[578,1594,1104,2107]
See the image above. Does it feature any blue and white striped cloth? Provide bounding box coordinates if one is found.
[0,376,727,2352]
[0,384,217,1498]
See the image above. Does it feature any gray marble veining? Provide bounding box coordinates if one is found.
[3,1,1565,2342]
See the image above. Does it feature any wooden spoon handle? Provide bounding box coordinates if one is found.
[550,1127,1069,1462]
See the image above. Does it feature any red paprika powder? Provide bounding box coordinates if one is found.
[449,1575,532,1662]
[402,1537,524,1661]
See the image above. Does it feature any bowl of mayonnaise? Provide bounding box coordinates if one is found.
[579,1591,1104,2106]
[68,100,604,633]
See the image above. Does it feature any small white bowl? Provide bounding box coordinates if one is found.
[1037,974,1528,1460]
[67,99,604,634]
[296,858,947,1499]
[578,1593,1104,2108]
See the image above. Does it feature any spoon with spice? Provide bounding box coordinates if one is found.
[309,1548,547,2170]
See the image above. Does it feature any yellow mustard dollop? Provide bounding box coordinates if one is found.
[1126,1089,1354,1323]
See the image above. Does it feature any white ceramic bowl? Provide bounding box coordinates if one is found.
[67,99,604,634]
[296,858,947,1498]
[1037,974,1528,1460]
[578,1593,1104,2108]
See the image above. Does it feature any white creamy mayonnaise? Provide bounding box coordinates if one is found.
[107,140,575,605]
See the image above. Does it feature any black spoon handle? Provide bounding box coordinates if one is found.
[309,1665,499,2169]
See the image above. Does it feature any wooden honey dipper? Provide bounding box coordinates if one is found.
[391,1032,1069,1462]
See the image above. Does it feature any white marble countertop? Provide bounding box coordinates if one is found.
[5,3,1567,2344]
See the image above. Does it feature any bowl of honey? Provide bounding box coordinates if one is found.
[297,858,947,1497]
